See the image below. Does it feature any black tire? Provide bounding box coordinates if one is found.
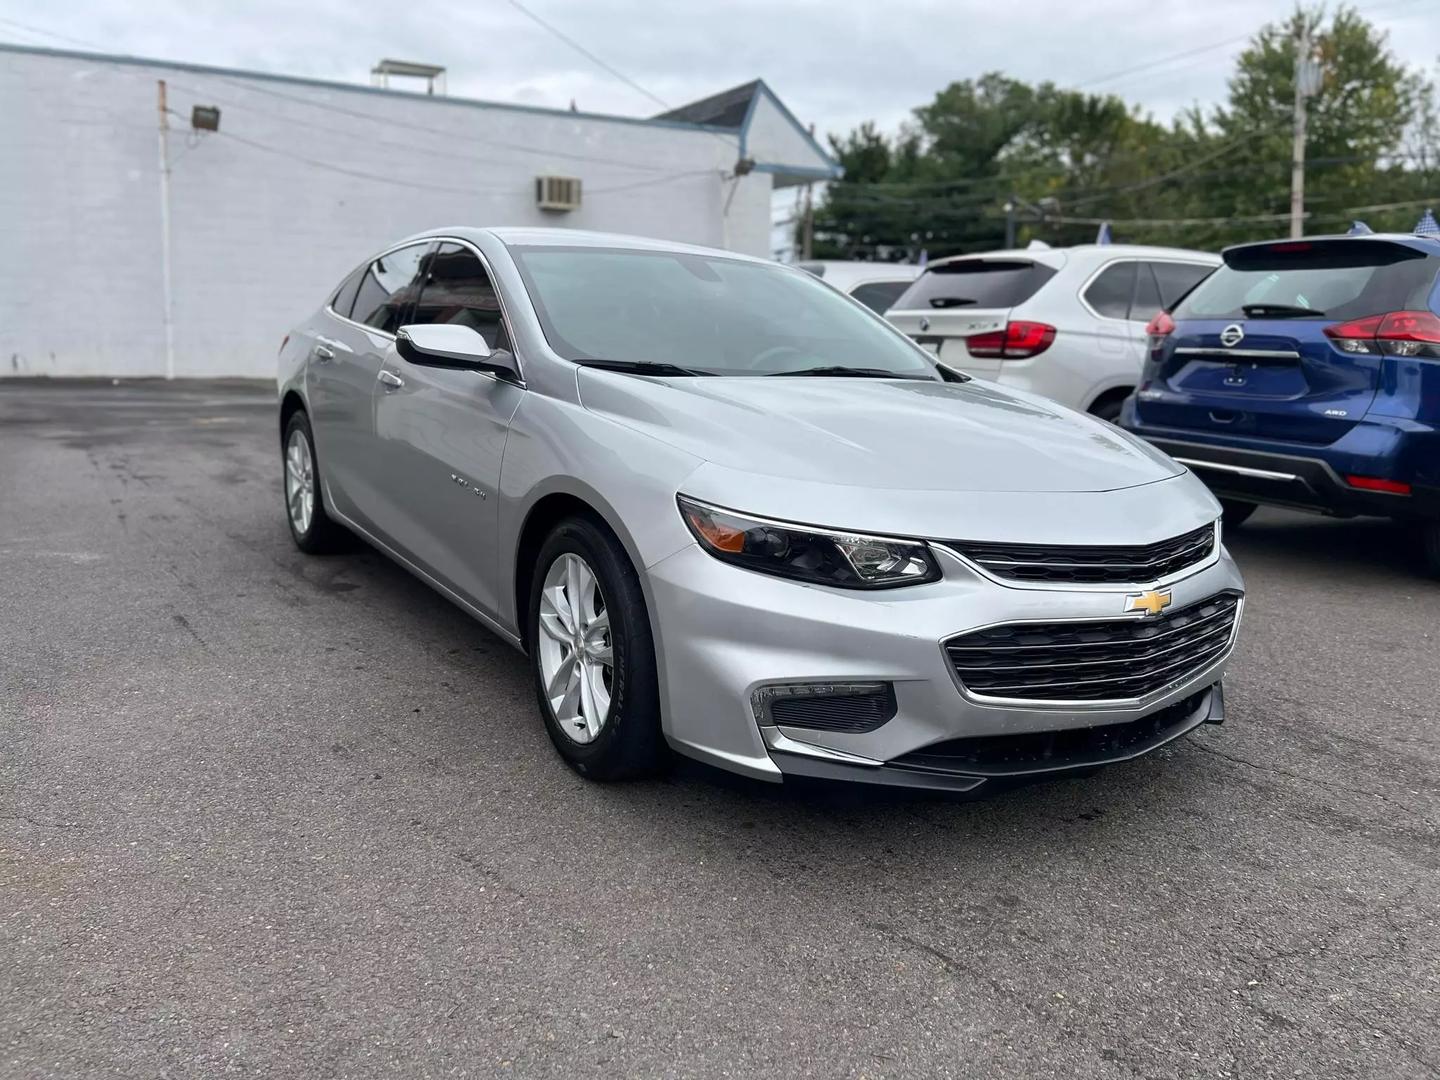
[1219,499,1257,530]
[527,516,665,780]
[1419,521,1440,578]
[1089,395,1127,423]
[282,410,349,554]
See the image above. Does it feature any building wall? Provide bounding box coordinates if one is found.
[0,47,774,378]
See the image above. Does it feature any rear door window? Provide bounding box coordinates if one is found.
[410,242,512,351]
[352,243,431,334]
[1150,261,1213,308]
[892,260,1057,310]
[1083,261,1137,319]
[329,266,365,319]
[849,279,912,313]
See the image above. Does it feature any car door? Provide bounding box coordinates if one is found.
[369,240,525,618]
[307,241,433,532]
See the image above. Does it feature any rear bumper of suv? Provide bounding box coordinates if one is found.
[1135,435,1440,520]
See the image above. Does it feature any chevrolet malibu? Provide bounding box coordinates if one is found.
[277,228,1245,793]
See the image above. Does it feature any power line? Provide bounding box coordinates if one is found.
[503,0,670,111]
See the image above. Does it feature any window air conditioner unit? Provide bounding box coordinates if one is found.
[536,175,582,212]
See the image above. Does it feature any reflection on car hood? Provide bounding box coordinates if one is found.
[577,371,1181,493]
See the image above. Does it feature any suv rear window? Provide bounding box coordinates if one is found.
[892,259,1057,311]
[1174,242,1438,322]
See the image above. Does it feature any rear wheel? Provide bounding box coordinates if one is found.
[1419,522,1440,578]
[283,411,348,554]
[528,517,664,780]
[1088,393,1128,423]
[1219,499,1257,530]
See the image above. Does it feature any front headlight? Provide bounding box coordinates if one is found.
[677,495,940,589]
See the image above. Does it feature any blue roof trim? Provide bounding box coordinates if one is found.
[0,40,742,138]
[739,79,842,178]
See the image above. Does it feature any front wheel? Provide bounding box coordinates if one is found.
[528,517,664,780]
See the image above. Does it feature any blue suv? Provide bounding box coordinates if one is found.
[1121,233,1440,575]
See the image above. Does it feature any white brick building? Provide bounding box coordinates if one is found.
[0,44,838,378]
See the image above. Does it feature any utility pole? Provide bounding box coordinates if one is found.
[156,80,176,380]
[1004,197,1017,249]
[801,181,814,261]
[1289,24,1321,240]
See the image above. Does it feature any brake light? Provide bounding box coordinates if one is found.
[1346,475,1412,495]
[1325,311,1440,356]
[966,320,1056,360]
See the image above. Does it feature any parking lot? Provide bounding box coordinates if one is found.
[1,379,1437,1079]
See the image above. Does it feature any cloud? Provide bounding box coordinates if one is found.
[7,0,1439,144]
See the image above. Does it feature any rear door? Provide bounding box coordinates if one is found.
[886,257,1060,377]
[308,241,432,530]
[1136,239,1440,445]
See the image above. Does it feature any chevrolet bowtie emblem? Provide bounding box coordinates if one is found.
[1124,589,1172,616]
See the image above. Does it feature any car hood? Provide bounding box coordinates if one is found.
[577,371,1181,494]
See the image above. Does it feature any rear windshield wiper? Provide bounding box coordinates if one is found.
[1241,303,1326,318]
[576,358,714,377]
[766,366,922,379]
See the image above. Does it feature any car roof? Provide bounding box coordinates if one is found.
[923,243,1219,274]
[798,260,923,289]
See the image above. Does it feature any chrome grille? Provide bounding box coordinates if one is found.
[945,591,1241,703]
[947,524,1215,584]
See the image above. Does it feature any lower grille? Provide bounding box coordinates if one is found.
[889,686,1215,778]
[761,683,897,734]
[946,523,1215,584]
[945,591,1241,703]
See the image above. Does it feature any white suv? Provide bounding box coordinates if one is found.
[885,244,1218,419]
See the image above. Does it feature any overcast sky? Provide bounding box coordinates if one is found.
[2,0,1437,143]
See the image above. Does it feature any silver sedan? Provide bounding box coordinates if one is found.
[277,228,1244,792]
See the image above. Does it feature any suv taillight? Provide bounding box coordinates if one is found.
[1144,311,1175,338]
[1144,311,1175,353]
[1324,310,1440,357]
[966,320,1056,360]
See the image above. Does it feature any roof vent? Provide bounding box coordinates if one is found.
[537,175,582,212]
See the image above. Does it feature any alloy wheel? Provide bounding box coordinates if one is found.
[536,552,615,743]
[285,429,315,535]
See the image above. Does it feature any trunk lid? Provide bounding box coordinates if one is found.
[886,254,1063,376]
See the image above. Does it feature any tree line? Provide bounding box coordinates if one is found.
[811,6,1439,260]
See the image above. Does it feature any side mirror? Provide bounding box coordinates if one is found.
[396,324,518,380]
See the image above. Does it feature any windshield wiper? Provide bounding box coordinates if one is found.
[576,358,714,377]
[1241,303,1325,318]
[766,366,923,379]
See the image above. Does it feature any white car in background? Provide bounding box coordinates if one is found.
[797,260,922,313]
[885,244,1219,419]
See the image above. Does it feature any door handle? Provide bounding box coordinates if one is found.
[378,369,405,391]
[312,344,335,363]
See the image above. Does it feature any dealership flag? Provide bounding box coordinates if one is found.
[1416,209,1440,236]
[1096,221,1113,245]
[1347,220,1374,236]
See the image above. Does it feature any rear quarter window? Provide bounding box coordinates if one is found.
[849,279,912,313]
[892,260,1057,311]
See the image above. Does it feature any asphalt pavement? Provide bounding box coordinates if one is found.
[2,380,1437,1079]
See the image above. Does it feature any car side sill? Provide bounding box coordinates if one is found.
[327,500,524,652]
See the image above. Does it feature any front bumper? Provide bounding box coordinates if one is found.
[644,540,1244,788]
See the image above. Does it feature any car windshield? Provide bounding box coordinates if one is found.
[509,246,939,379]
